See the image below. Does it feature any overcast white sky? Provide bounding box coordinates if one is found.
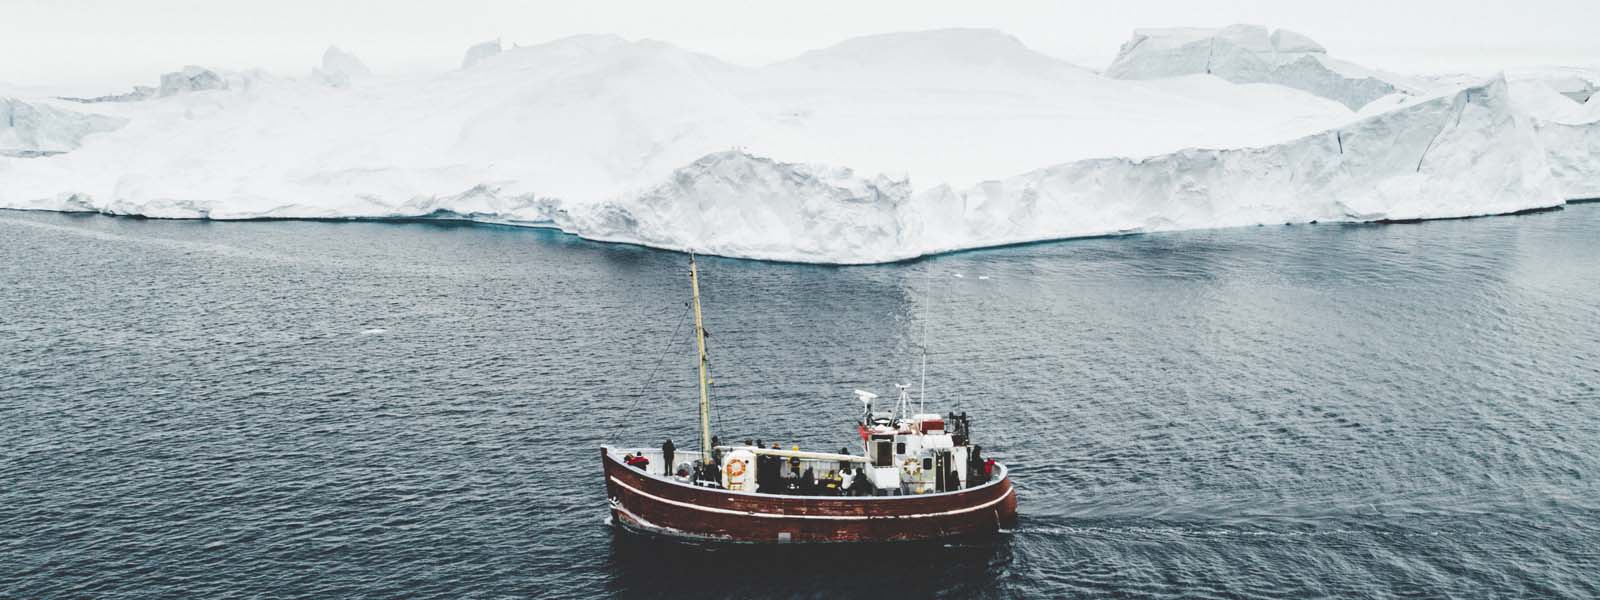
[3,0,1596,91]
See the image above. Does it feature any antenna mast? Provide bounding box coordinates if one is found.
[689,255,713,462]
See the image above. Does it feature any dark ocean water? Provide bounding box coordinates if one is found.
[3,206,1598,599]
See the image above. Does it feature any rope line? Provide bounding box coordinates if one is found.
[627,301,691,415]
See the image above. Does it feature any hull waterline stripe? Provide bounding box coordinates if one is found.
[609,476,1009,521]
[611,499,736,542]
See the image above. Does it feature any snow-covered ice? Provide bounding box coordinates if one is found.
[0,27,1593,263]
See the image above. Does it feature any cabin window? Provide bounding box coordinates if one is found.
[923,458,933,470]
[896,442,906,455]
[874,440,892,467]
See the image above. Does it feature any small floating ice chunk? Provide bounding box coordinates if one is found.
[360,328,387,335]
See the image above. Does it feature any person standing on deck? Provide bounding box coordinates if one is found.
[662,439,675,473]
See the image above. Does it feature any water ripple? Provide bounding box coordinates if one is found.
[3,207,1599,598]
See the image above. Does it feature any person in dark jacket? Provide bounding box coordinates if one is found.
[851,469,876,496]
[661,439,675,474]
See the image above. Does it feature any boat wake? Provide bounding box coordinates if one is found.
[1011,524,1490,540]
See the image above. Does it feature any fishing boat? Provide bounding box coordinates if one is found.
[602,256,1018,543]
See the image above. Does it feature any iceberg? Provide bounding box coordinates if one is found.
[55,64,243,104]
[461,39,503,69]
[313,46,372,87]
[158,66,229,97]
[0,28,1587,263]
[1106,25,1418,110]
[559,78,1561,263]
[0,97,126,156]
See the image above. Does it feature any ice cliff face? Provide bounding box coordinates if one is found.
[0,98,125,156]
[1507,70,1600,200]
[569,151,913,261]
[1106,25,1411,110]
[1535,120,1600,199]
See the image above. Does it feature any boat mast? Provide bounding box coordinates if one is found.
[689,254,713,462]
[919,267,930,414]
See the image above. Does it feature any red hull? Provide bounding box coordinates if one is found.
[602,447,1018,543]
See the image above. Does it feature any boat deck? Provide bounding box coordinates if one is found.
[605,445,1003,498]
